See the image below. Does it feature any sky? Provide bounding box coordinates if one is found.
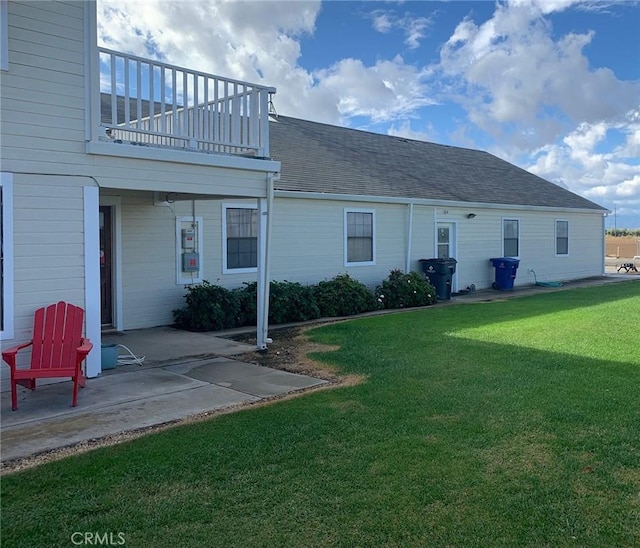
[97,0,640,229]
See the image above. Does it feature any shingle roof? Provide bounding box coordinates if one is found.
[269,115,606,211]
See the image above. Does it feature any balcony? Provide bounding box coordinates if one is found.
[96,48,275,159]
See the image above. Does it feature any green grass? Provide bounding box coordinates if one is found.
[2,282,639,547]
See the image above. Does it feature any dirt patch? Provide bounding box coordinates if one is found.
[606,236,640,259]
[233,325,365,388]
[1,326,357,476]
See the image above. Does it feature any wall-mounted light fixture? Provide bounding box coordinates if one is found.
[467,213,477,219]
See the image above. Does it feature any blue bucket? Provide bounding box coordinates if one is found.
[101,344,119,370]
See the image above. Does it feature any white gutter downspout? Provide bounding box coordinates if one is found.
[433,207,438,256]
[257,173,275,350]
[406,203,414,273]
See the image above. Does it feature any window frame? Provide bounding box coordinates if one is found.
[502,218,520,258]
[222,203,258,274]
[1,172,14,340]
[344,208,376,267]
[555,219,569,257]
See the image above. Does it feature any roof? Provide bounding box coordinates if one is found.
[269,115,607,211]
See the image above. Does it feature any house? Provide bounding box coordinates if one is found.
[265,115,608,292]
[1,1,608,384]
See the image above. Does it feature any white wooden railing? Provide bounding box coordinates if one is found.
[98,48,274,157]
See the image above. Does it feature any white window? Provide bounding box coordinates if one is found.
[1,172,14,339]
[223,204,257,273]
[503,218,519,257]
[0,0,8,71]
[345,209,375,266]
[555,220,569,256]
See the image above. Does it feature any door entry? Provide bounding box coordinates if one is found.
[437,222,456,291]
[99,206,113,326]
[437,223,454,258]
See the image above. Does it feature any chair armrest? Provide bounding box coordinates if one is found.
[77,339,94,358]
[2,341,33,358]
[2,341,33,368]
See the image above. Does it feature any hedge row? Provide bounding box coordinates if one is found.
[173,270,437,332]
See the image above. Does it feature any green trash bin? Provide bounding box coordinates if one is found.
[419,258,457,300]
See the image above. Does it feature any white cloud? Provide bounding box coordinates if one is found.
[528,118,640,214]
[436,0,640,224]
[97,0,437,126]
[387,120,438,143]
[370,10,433,50]
[438,0,640,150]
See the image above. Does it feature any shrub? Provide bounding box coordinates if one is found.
[234,282,258,327]
[268,280,320,324]
[314,273,380,317]
[376,270,437,309]
[173,281,239,331]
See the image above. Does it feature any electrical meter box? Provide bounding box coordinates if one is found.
[181,228,195,250]
[182,252,199,272]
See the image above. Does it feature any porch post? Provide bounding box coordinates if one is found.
[84,186,101,378]
[256,173,275,350]
[257,197,267,349]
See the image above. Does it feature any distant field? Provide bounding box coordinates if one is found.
[605,236,639,258]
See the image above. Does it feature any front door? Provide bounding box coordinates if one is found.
[100,206,113,327]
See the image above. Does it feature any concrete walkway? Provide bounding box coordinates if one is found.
[1,332,327,462]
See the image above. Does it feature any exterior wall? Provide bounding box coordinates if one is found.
[263,199,605,294]
[0,174,89,381]
[269,198,419,287]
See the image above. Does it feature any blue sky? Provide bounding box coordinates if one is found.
[98,0,640,228]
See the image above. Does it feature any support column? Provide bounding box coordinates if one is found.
[256,173,275,350]
[84,186,101,377]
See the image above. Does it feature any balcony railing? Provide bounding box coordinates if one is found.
[98,48,274,158]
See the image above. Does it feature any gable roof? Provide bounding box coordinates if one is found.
[269,115,606,212]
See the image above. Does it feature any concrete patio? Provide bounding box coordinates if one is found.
[1,328,327,463]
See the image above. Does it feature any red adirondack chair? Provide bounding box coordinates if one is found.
[2,301,93,410]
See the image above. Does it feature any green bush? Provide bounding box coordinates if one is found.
[234,282,258,327]
[268,280,320,324]
[314,273,380,317]
[376,270,437,309]
[173,281,239,331]
[173,271,436,332]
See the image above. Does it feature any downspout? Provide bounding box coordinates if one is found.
[405,203,414,273]
[433,207,438,256]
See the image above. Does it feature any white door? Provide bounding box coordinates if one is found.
[437,222,457,290]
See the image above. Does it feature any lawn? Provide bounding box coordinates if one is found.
[2,282,639,547]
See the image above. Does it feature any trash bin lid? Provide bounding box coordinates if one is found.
[419,258,457,263]
[490,257,520,266]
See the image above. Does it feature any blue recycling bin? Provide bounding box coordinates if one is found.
[490,257,520,290]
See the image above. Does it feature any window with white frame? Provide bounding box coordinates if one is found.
[1,0,8,71]
[345,209,375,265]
[555,220,569,256]
[1,172,14,339]
[503,219,519,257]
[223,204,258,272]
